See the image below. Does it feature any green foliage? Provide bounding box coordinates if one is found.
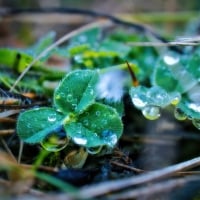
[17,70,123,149]
[54,70,98,114]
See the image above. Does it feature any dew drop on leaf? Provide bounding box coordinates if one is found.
[101,130,118,147]
[67,94,73,102]
[163,53,180,65]
[192,119,200,129]
[48,114,57,122]
[73,136,87,145]
[41,132,69,152]
[131,94,147,109]
[95,111,101,116]
[171,94,181,105]
[142,105,161,120]
[86,146,102,155]
[83,119,89,126]
[174,108,187,121]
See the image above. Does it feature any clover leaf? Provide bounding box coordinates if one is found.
[17,70,123,149]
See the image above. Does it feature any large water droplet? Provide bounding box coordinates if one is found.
[87,146,102,155]
[192,119,200,129]
[188,102,200,113]
[73,136,87,145]
[142,105,161,120]
[131,95,147,109]
[174,108,187,120]
[48,114,57,122]
[101,130,118,147]
[163,53,180,65]
[171,94,181,105]
[41,132,69,152]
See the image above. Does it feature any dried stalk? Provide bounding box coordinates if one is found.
[78,156,200,199]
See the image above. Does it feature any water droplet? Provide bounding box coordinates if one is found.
[48,114,57,122]
[163,53,180,65]
[101,130,118,147]
[192,119,200,129]
[174,108,187,120]
[72,103,77,110]
[171,94,181,105]
[96,111,101,116]
[188,102,200,113]
[67,94,73,102]
[73,136,87,145]
[131,95,147,109]
[87,146,102,155]
[89,89,94,95]
[142,106,161,120]
[83,119,89,126]
[41,133,69,152]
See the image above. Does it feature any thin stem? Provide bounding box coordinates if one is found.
[0,138,16,162]
[17,140,24,163]
[127,41,200,47]
[10,20,111,92]
[78,156,200,199]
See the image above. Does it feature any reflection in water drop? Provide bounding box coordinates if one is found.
[174,108,187,121]
[41,132,69,152]
[163,54,180,65]
[192,119,200,129]
[171,94,181,105]
[142,105,161,120]
[131,96,147,108]
[87,146,103,155]
[188,103,200,113]
[101,130,118,147]
[48,114,57,122]
[73,136,87,145]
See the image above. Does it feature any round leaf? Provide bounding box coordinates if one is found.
[17,107,64,144]
[54,70,98,115]
[64,103,123,147]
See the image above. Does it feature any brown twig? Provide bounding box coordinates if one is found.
[78,156,200,199]
[107,176,200,200]
[110,160,144,174]
[10,19,112,91]
[0,129,15,136]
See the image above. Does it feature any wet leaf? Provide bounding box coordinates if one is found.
[17,107,64,144]
[54,70,98,115]
[130,85,180,109]
[64,103,123,147]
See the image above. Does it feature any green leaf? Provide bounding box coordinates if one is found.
[17,108,64,144]
[130,85,180,109]
[54,70,98,115]
[0,48,41,72]
[64,103,123,147]
[152,56,181,92]
[177,97,200,119]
